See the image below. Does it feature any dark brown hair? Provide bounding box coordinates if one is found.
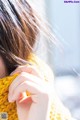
[0,0,41,74]
[0,0,56,75]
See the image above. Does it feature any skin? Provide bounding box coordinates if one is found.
[0,56,74,120]
[0,56,52,120]
[0,56,9,78]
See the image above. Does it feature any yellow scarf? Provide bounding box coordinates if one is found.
[0,53,72,120]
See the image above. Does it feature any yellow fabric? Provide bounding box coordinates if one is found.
[0,53,72,120]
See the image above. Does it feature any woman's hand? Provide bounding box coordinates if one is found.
[8,65,52,120]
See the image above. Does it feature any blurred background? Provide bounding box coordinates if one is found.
[31,0,80,119]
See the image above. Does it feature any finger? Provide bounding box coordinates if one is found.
[19,92,27,100]
[10,65,27,75]
[18,96,32,103]
[8,72,45,98]
[17,92,32,103]
[10,65,42,79]
[9,80,42,102]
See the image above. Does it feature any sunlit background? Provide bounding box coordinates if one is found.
[31,0,80,119]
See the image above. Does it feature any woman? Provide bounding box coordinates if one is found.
[0,0,75,120]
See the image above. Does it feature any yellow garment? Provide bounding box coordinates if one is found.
[0,53,72,120]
